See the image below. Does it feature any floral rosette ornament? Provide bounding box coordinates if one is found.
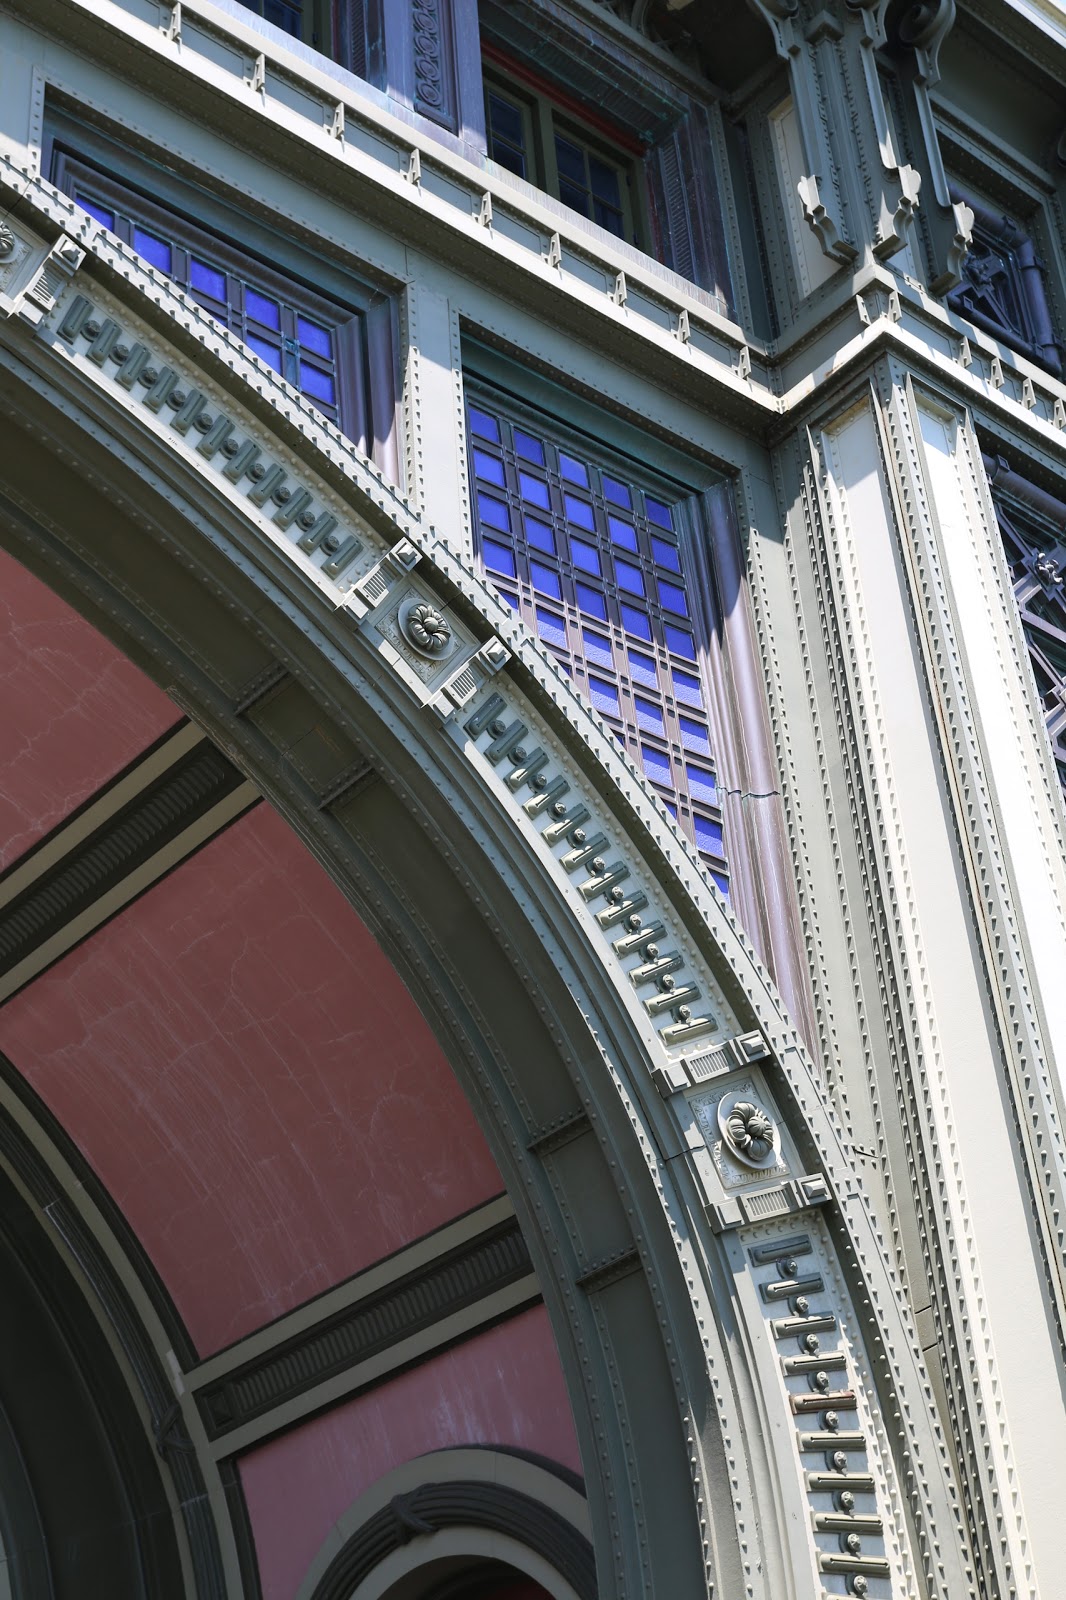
[402,600,452,657]
[717,1095,779,1168]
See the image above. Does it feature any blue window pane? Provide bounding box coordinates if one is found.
[680,717,712,756]
[652,537,681,573]
[537,608,567,647]
[615,560,645,596]
[559,452,589,486]
[469,406,500,442]
[589,675,620,716]
[531,561,562,599]
[190,257,227,300]
[571,540,601,576]
[474,449,505,486]
[711,869,730,897]
[659,579,688,616]
[576,583,607,620]
[621,605,652,640]
[662,799,678,819]
[608,516,638,552]
[78,195,115,229]
[564,493,595,531]
[133,227,172,273]
[603,475,632,509]
[635,697,665,736]
[645,496,673,529]
[641,745,672,787]
[583,628,612,668]
[665,624,696,659]
[524,515,555,553]
[297,315,331,357]
[245,288,281,329]
[246,333,282,371]
[686,764,718,804]
[694,815,724,855]
[483,539,516,577]
[628,650,658,689]
[519,471,550,508]
[672,668,704,708]
[514,428,544,464]
[500,589,520,610]
[300,364,336,404]
[478,493,510,532]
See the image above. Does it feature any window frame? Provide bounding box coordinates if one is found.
[464,379,730,889]
[49,145,396,465]
[481,57,647,250]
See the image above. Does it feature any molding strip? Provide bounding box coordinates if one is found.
[0,723,257,1001]
[188,1196,539,1457]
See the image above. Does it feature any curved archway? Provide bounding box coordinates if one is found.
[0,172,968,1599]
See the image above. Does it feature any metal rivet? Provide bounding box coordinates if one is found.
[552,802,567,817]
[794,1296,810,1315]
[140,367,159,385]
[321,532,342,554]
[194,412,213,431]
[646,943,659,959]
[249,461,267,480]
[677,1005,691,1020]
[297,509,317,529]
[779,1257,798,1277]
[490,719,507,736]
[85,319,101,338]
[626,915,642,931]
[274,484,292,503]
[813,1370,831,1392]
[532,773,547,788]
[112,344,130,362]
[659,975,675,991]
[844,1533,862,1555]
[222,437,241,456]
[513,748,526,762]
[167,389,187,408]
[608,887,625,902]
[837,1490,855,1512]
[823,1410,839,1431]
[803,1334,820,1353]
[572,828,586,845]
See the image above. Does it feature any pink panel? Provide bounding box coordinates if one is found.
[0,546,179,870]
[0,805,503,1353]
[238,1306,582,1600]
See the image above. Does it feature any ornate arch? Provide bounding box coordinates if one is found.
[0,160,967,1599]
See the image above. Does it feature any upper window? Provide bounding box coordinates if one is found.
[466,394,728,893]
[948,184,1062,375]
[53,155,376,453]
[483,61,644,247]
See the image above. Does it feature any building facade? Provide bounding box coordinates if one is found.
[0,0,1064,1596]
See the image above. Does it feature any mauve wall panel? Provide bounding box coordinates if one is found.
[0,547,179,870]
[238,1306,581,1600]
[0,805,503,1353]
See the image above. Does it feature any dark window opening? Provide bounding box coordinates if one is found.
[467,395,729,894]
[948,185,1062,375]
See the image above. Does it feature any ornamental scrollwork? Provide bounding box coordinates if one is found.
[0,221,15,261]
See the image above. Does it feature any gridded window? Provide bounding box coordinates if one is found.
[467,398,729,893]
[56,159,368,444]
[994,490,1066,794]
[483,69,640,246]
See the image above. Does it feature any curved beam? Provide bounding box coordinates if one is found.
[0,161,968,1600]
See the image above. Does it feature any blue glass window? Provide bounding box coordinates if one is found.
[530,561,562,599]
[583,629,613,669]
[483,539,516,577]
[297,315,332,357]
[474,449,506,486]
[672,669,704,708]
[615,561,645,596]
[133,227,172,273]
[694,816,724,855]
[641,746,672,787]
[608,516,638,552]
[589,676,620,716]
[629,651,658,689]
[246,288,281,328]
[576,584,607,620]
[665,624,696,660]
[519,472,550,508]
[246,334,282,372]
[478,494,510,533]
[686,765,718,804]
[524,515,555,553]
[658,580,688,616]
[635,697,665,736]
[190,257,227,301]
[621,605,652,640]
[564,494,595,531]
[679,717,712,756]
[514,429,544,463]
[300,364,336,404]
[537,608,567,648]
[652,537,681,573]
[571,540,601,575]
[603,475,631,508]
[470,407,501,442]
[559,453,589,486]
[78,195,115,229]
[645,496,673,528]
